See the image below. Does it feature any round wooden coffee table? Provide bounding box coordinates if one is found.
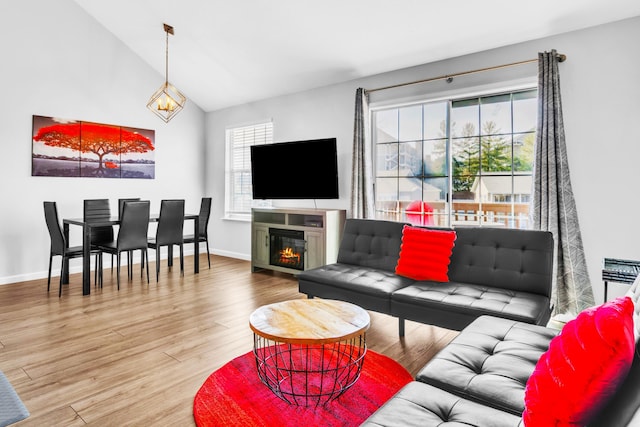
[249,299,370,406]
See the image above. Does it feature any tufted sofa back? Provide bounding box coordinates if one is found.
[448,227,554,298]
[337,219,405,272]
[336,219,554,298]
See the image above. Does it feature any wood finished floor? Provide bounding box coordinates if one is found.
[0,255,457,426]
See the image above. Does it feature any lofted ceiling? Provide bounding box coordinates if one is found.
[73,0,640,112]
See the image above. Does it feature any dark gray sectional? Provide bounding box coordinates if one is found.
[297,218,640,426]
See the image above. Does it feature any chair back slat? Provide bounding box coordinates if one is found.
[156,200,185,245]
[198,197,212,237]
[83,199,113,244]
[44,201,65,255]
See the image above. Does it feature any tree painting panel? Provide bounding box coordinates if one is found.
[32,115,155,179]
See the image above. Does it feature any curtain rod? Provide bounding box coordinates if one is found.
[365,53,566,94]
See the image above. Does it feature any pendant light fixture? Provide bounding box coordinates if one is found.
[147,23,186,123]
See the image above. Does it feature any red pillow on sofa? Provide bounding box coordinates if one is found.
[395,225,456,282]
[523,296,635,426]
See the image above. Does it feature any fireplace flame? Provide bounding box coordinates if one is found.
[279,247,301,265]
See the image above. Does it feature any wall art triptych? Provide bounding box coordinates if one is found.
[31,115,155,179]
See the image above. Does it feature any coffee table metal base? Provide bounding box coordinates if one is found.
[253,334,366,406]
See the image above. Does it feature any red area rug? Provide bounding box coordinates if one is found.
[193,350,412,426]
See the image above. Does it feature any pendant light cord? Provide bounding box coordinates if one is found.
[165,28,169,85]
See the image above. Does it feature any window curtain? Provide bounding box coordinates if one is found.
[531,50,595,316]
[350,88,375,219]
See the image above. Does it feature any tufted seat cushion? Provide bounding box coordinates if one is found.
[298,263,414,313]
[391,281,552,330]
[361,381,524,427]
[298,263,413,297]
[415,315,558,415]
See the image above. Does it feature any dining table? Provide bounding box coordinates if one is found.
[62,213,200,295]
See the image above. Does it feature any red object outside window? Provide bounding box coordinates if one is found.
[405,201,434,226]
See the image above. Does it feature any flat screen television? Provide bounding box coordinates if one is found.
[250,138,339,199]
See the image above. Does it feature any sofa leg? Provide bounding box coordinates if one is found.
[307,295,314,299]
[399,318,405,337]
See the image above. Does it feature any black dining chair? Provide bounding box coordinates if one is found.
[44,201,85,297]
[183,197,212,268]
[97,200,150,289]
[118,198,141,276]
[148,199,185,281]
[84,198,114,284]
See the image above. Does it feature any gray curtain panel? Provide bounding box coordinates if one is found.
[350,88,375,219]
[531,50,595,315]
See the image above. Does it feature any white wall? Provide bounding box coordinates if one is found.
[0,0,206,284]
[206,16,640,304]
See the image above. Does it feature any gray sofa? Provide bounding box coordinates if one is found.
[362,279,640,426]
[298,218,554,335]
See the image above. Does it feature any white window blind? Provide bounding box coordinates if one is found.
[225,121,273,219]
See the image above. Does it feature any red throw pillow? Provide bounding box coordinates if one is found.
[523,296,635,426]
[395,225,456,282]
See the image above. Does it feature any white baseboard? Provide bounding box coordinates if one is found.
[212,249,250,261]
[0,249,251,286]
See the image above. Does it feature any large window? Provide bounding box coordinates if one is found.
[373,89,536,228]
[224,121,273,219]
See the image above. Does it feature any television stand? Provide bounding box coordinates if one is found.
[251,207,346,275]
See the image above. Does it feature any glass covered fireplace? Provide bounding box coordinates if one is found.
[269,228,305,271]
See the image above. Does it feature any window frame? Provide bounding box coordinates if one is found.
[371,87,537,229]
[224,120,273,221]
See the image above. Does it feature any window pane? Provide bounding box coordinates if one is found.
[230,171,252,212]
[451,105,479,138]
[513,175,533,203]
[452,136,479,179]
[374,109,398,143]
[375,177,398,201]
[375,143,398,177]
[480,135,511,173]
[480,94,512,135]
[399,176,423,203]
[375,198,398,222]
[398,141,421,177]
[513,90,537,132]
[477,175,511,202]
[423,139,447,176]
[398,105,422,142]
[424,102,447,140]
[423,177,449,227]
[402,177,447,227]
[513,133,535,172]
[423,177,447,202]
[452,174,476,199]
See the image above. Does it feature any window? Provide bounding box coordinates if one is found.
[373,89,536,229]
[224,121,273,219]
